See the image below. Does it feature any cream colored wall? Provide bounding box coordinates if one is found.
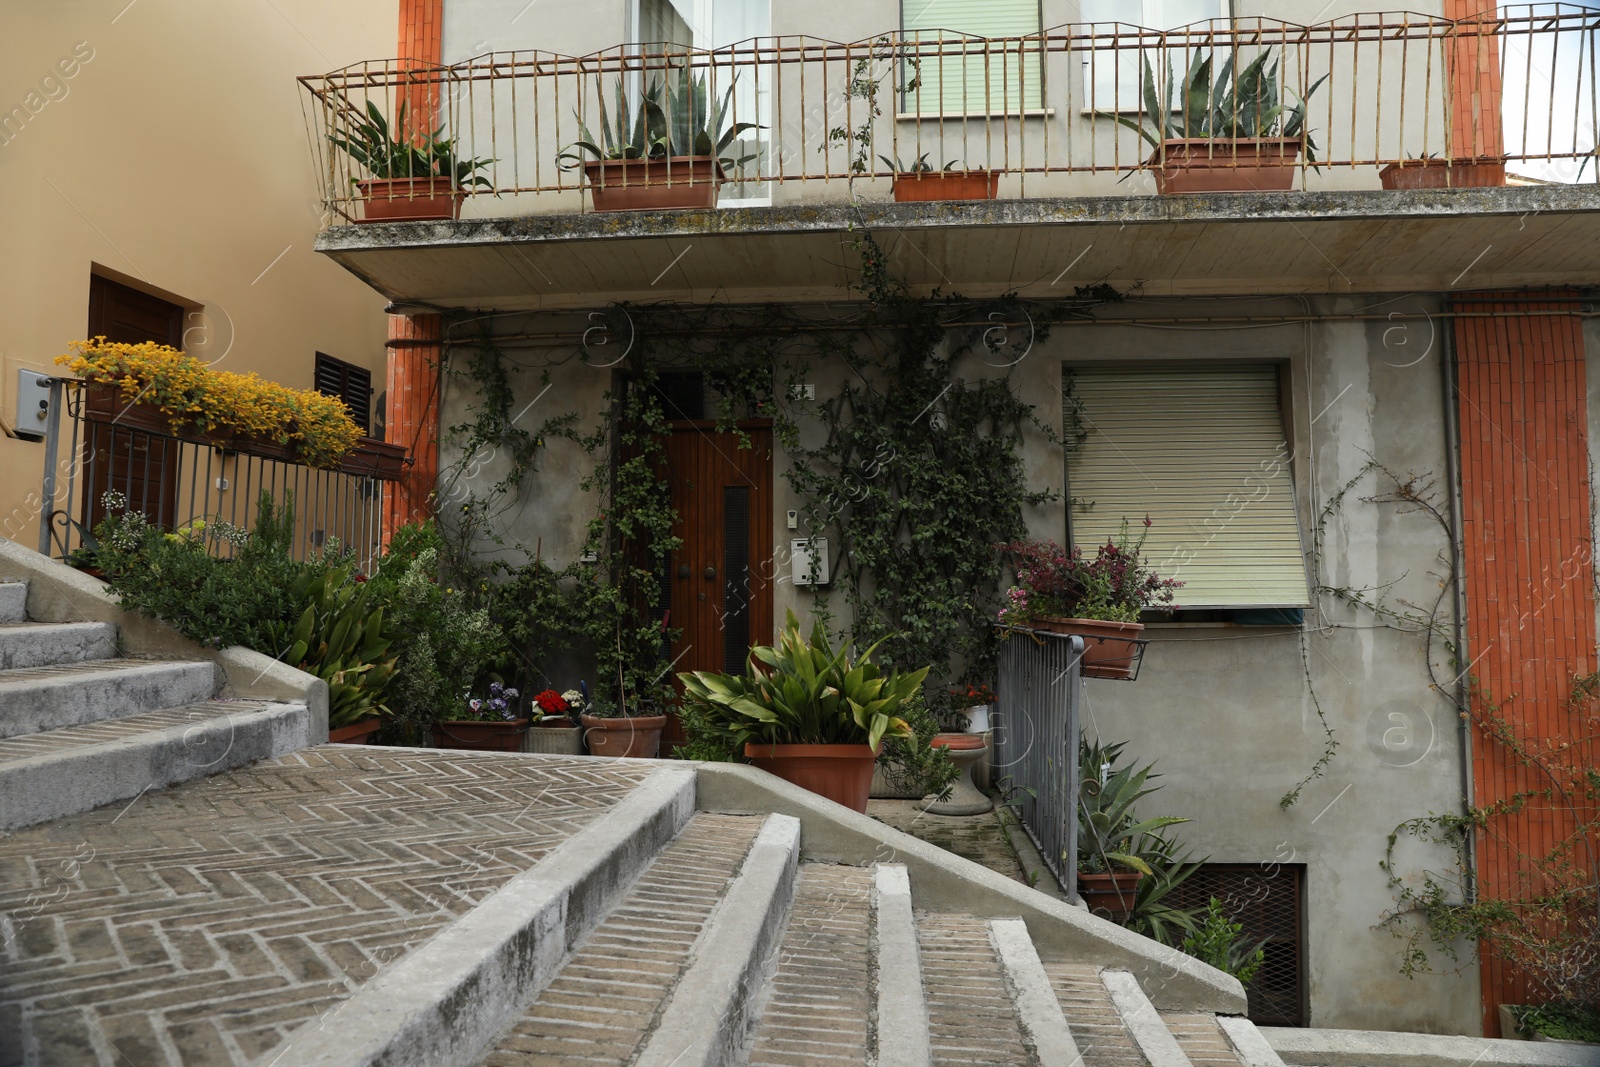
[0,0,395,547]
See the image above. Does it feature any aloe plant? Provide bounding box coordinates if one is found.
[1104,48,1329,162]
[558,68,761,172]
[1077,737,1190,875]
[329,99,494,189]
[679,609,925,750]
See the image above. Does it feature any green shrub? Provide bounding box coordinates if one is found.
[1180,898,1267,984]
[1510,1003,1600,1043]
[268,565,398,729]
[875,690,960,799]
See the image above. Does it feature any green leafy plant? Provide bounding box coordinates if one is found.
[878,152,956,174]
[1104,48,1328,160]
[679,609,927,750]
[875,688,960,799]
[273,565,398,729]
[824,37,920,175]
[329,99,495,189]
[1181,898,1268,985]
[558,68,760,171]
[1077,737,1190,875]
[1123,835,1206,946]
[1508,1003,1600,1043]
[999,520,1182,627]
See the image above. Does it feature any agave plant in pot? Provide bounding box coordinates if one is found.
[1077,738,1190,921]
[997,519,1180,680]
[679,610,928,813]
[329,100,494,222]
[557,66,760,212]
[1104,48,1328,194]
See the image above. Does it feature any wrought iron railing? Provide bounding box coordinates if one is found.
[994,629,1084,897]
[300,7,1600,223]
[36,377,398,573]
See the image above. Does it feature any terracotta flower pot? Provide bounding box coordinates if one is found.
[356,177,464,223]
[580,713,666,758]
[1379,158,1506,189]
[1078,869,1144,921]
[1030,617,1146,680]
[891,170,999,202]
[744,743,881,814]
[328,717,383,744]
[431,718,529,752]
[583,156,723,212]
[339,438,408,481]
[1149,137,1301,194]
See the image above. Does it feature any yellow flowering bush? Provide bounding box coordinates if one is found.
[58,338,363,469]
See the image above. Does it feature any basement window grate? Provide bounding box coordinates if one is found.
[1168,862,1307,1027]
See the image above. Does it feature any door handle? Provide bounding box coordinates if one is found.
[704,566,716,580]
[678,565,690,579]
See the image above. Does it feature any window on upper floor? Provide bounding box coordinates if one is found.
[901,0,1045,117]
[314,352,372,437]
[1080,0,1230,114]
[1064,363,1310,615]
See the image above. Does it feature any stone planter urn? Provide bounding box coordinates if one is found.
[920,733,993,816]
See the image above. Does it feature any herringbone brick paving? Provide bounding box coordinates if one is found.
[1043,962,1148,1067]
[481,813,763,1065]
[0,700,275,764]
[920,914,1035,1066]
[746,863,874,1067]
[0,748,653,1067]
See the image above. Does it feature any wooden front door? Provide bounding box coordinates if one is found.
[81,276,185,532]
[662,422,774,745]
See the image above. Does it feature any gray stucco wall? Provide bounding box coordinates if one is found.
[435,292,1480,1034]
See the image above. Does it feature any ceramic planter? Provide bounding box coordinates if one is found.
[356,177,464,223]
[963,703,991,733]
[580,713,666,758]
[1077,869,1144,921]
[745,743,881,813]
[1030,617,1146,680]
[1379,158,1506,189]
[583,156,723,212]
[328,717,383,744]
[890,170,999,202]
[1149,137,1301,194]
[522,723,584,756]
[431,718,529,752]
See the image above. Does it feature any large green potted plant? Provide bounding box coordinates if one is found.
[1077,738,1190,920]
[329,100,494,222]
[1105,48,1328,194]
[997,519,1180,679]
[272,564,399,743]
[558,67,759,212]
[679,610,927,813]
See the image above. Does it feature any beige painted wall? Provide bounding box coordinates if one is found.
[0,0,395,548]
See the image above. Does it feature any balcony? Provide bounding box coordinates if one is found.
[302,8,1600,307]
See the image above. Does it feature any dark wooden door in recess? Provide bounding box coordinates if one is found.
[662,422,774,748]
[82,276,186,533]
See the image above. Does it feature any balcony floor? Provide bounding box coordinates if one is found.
[315,186,1600,309]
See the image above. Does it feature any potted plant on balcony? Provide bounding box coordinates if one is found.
[879,152,998,202]
[329,100,495,223]
[997,519,1180,679]
[1077,737,1189,921]
[523,687,585,755]
[557,67,760,212]
[1104,49,1328,194]
[679,610,927,813]
[432,681,528,752]
[1378,152,1507,189]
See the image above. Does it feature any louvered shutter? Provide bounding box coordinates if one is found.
[1065,365,1309,609]
[902,0,1043,116]
[314,352,372,436]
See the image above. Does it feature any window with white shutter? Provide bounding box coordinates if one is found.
[1064,364,1309,610]
[902,0,1044,116]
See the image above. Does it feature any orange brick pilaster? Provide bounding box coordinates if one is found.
[1444,0,1506,168]
[382,313,441,543]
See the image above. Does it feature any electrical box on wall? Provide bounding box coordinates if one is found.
[14,369,50,441]
[791,537,830,587]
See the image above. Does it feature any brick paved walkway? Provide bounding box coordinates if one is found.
[867,800,1030,885]
[0,748,654,1067]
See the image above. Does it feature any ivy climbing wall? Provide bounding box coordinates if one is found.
[1452,291,1597,1035]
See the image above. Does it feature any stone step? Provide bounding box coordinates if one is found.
[1043,962,1151,1067]
[746,862,876,1067]
[0,582,25,624]
[0,659,219,739]
[0,699,311,831]
[0,750,678,1066]
[1164,1012,1253,1067]
[0,621,117,671]
[990,919,1083,1067]
[920,913,1036,1067]
[1103,969,1196,1067]
[481,812,768,1065]
[878,866,933,1067]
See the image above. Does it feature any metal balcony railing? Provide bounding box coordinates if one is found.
[300,7,1600,224]
[36,378,398,573]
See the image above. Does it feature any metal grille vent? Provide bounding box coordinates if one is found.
[1169,863,1306,1027]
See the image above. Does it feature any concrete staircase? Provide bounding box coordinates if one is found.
[0,542,1270,1067]
[0,580,313,832]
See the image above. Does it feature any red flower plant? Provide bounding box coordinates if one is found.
[534,689,570,716]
